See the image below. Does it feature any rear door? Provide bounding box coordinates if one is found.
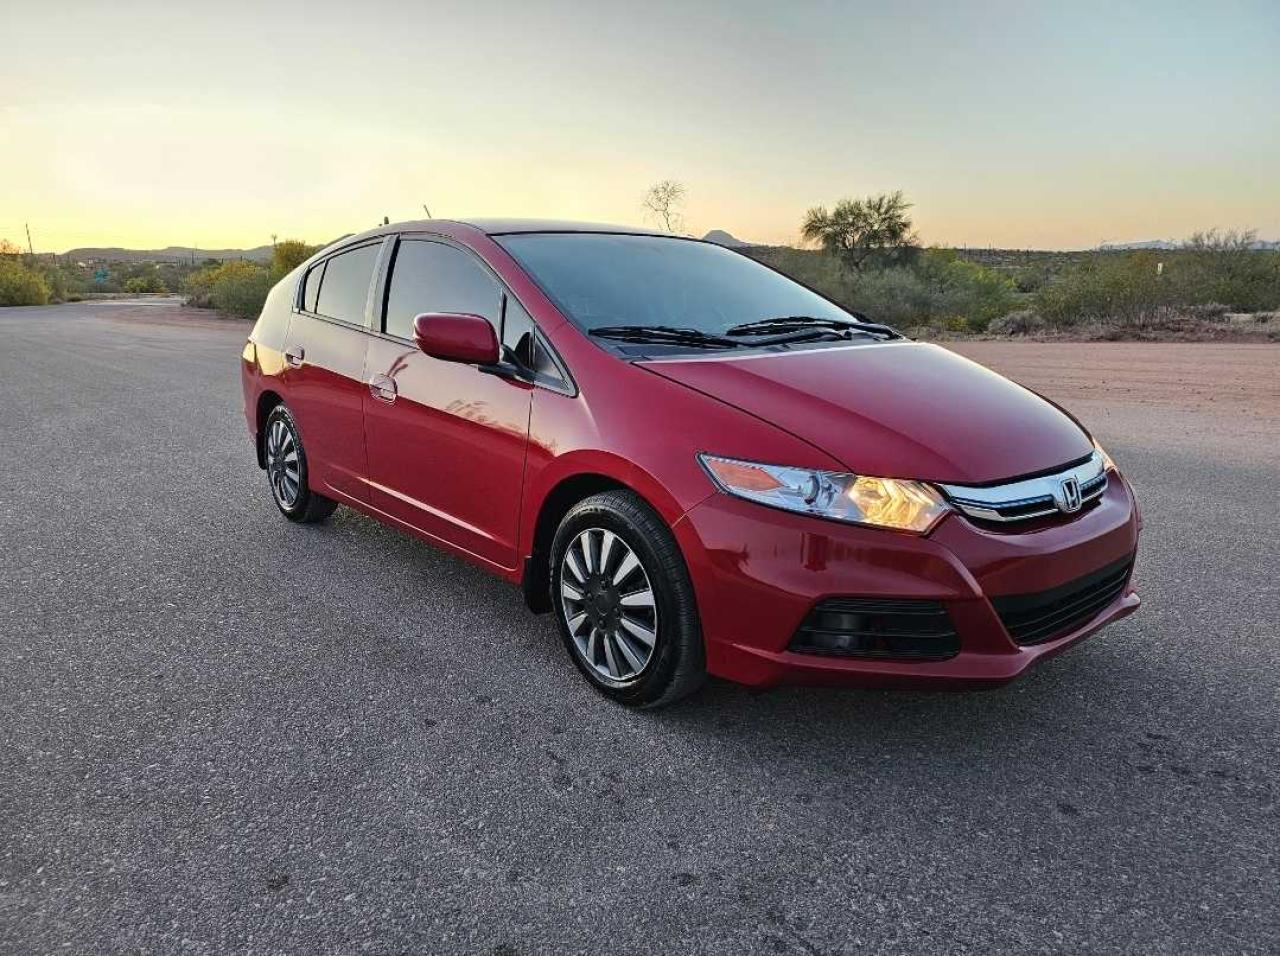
[282,240,387,502]
[362,238,534,571]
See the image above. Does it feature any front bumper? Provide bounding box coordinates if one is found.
[672,473,1141,689]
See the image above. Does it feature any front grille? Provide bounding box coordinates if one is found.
[939,453,1108,524]
[991,556,1134,646]
[790,598,959,660]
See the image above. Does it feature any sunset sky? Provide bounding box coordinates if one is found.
[3,0,1277,253]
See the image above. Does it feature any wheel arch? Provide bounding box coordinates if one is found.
[255,390,285,469]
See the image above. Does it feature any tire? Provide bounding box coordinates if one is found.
[262,404,338,524]
[550,490,705,708]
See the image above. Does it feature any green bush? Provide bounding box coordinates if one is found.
[124,275,168,294]
[210,261,272,318]
[1034,252,1168,325]
[183,260,272,316]
[271,240,320,280]
[1034,240,1280,327]
[1168,235,1280,312]
[750,246,1015,330]
[0,259,52,306]
[182,264,220,307]
[845,250,1016,330]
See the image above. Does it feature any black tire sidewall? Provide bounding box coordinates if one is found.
[264,405,314,521]
[550,492,703,707]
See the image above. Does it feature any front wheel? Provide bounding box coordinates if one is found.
[550,490,705,708]
[263,404,338,524]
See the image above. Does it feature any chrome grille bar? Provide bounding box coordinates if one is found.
[938,453,1108,523]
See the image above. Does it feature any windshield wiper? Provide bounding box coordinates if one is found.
[588,325,746,349]
[725,315,903,340]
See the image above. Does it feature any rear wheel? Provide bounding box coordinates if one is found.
[550,490,705,708]
[263,404,338,524]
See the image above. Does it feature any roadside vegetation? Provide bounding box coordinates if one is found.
[745,195,1279,339]
[0,236,319,316]
[6,200,1278,339]
[182,239,319,317]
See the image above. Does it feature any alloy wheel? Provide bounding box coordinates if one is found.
[560,527,658,684]
[265,418,300,508]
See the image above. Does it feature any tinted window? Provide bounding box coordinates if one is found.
[314,244,380,324]
[496,233,851,335]
[384,240,501,340]
[302,260,325,312]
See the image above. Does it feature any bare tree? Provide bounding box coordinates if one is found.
[642,180,687,232]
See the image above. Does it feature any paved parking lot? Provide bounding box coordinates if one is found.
[1,301,1277,954]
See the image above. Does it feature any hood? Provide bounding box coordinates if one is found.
[639,342,1093,484]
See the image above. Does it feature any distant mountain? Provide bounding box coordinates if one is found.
[1098,239,1179,251]
[702,229,752,248]
[61,245,274,264]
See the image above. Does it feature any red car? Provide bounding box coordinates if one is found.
[240,220,1141,707]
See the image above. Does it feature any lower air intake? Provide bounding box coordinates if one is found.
[790,598,959,660]
[991,556,1135,646]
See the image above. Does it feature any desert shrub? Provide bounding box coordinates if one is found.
[752,246,1014,330]
[124,275,168,294]
[1036,241,1280,326]
[0,259,52,306]
[1013,261,1053,293]
[747,246,852,305]
[1182,302,1231,321]
[1034,251,1168,325]
[183,260,272,317]
[848,250,1016,330]
[987,310,1046,336]
[209,261,272,318]
[271,240,321,280]
[1167,232,1280,312]
[182,264,219,307]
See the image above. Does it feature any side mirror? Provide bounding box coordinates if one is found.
[413,313,500,366]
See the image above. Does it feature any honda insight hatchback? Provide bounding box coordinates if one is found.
[240,220,1141,707]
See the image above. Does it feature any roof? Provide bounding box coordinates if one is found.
[454,218,668,237]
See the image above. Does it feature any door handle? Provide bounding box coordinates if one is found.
[284,346,305,368]
[368,375,397,403]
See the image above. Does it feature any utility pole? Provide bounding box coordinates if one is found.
[25,222,34,256]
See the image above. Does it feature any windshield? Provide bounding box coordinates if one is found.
[495,233,854,336]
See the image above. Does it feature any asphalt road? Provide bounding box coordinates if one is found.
[2,301,1277,955]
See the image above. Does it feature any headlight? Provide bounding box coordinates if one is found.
[1093,440,1118,473]
[698,454,951,533]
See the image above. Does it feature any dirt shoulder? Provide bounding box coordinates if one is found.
[947,340,1280,467]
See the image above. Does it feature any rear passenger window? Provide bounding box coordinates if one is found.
[302,261,325,312]
[384,240,501,340]
[314,244,380,324]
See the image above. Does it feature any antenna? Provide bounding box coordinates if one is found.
[25,222,34,255]
[422,204,433,218]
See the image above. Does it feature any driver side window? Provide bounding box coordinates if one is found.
[383,240,501,340]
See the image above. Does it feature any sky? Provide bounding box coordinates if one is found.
[2,0,1277,252]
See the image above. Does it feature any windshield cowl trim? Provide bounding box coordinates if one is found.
[633,339,915,364]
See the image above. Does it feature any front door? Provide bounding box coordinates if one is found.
[362,238,533,571]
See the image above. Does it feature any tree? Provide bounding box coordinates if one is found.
[642,180,687,232]
[271,239,321,279]
[0,238,22,257]
[801,191,918,273]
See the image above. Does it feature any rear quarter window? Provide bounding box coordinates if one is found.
[302,261,325,313]
[314,244,381,324]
